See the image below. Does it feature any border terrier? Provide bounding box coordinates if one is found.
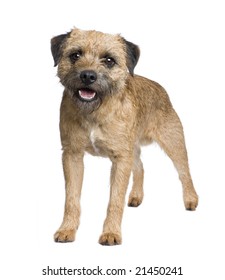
[51,27,198,245]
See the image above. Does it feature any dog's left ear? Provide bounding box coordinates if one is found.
[51,32,70,67]
[123,39,140,76]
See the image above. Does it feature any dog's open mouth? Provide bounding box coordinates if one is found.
[78,88,96,101]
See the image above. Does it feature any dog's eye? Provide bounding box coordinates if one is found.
[104,57,116,68]
[69,52,82,63]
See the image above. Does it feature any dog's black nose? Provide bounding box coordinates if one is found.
[80,70,97,85]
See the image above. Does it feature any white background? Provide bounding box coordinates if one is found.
[1,0,225,279]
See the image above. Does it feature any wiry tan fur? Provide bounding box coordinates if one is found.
[51,28,198,245]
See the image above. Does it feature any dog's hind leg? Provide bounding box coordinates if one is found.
[154,109,198,210]
[128,146,144,207]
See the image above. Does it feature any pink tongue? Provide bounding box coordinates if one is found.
[79,89,96,99]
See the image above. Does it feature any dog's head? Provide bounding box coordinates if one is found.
[51,28,140,111]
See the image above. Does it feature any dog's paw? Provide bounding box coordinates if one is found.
[54,229,75,243]
[99,232,122,246]
[184,192,198,211]
[128,196,143,207]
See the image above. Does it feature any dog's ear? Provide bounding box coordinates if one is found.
[123,39,140,76]
[51,32,70,67]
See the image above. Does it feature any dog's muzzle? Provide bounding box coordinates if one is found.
[76,70,98,101]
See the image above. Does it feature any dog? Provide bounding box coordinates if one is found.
[51,27,198,245]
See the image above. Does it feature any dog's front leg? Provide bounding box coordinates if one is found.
[99,156,132,245]
[54,150,84,242]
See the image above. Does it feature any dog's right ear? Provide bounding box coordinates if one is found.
[51,32,70,67]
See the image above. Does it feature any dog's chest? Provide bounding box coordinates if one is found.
[90,128,100,154]
[87,126,113,157]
